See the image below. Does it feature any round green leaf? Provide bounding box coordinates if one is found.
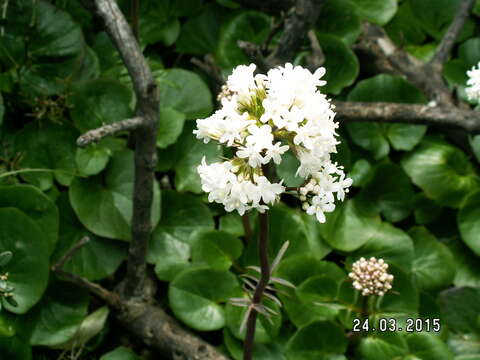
[225,299,282,343]
[0,208,49,314]
[148,190,213,281]
[346,123,390,160]
[100,346,141,360]
[14,121,78,190]
[377,266,419,320]
[75,145,111,176]
[406,333,454,360]
[458,191,480,256]
[23,282,89,347]
[0,184,59,255]
[157,108,186,149]
[439,287,480,333]
[69,150,161,241]
[387,124,427,151]
[357,163,414,222]
[408,227,455,290]
[70,79,132,133]
[316,34,359,95]
[276,151,304,187]
[286,321,348,360]
[191,230,243,270]
[53,193,126,281]
[216,11,271,69]
[349,159,372,187]
[157,68,213,119]
[319,199,381,252]
[358,332,408,360]
[173,123,223,193]
[176,5,220,54]
[276,258,345,327]
[409,0,463,38]
[219,213,245,238]
[348,222,414,271]
[346,74,427,158]
[413,194,443,225]
[385,2,427,46]
[351,0,397,25]
[444,237,480,288]
[295,275,346,320]
[401,137,480,208]
[6,0,86,96]
[168,268,240,331]
[459,38,480,69]
[315,0,361,44]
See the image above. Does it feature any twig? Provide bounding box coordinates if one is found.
[243,212,270,360]
[430,0,476,66]
[89,0,160,299]
[334,101,480,133]
[191,55,225,90]
[267,0,326,66]
[306,30,325,70]
[76,117,144,147]
[53,241,231,359]
[52,237,122,309]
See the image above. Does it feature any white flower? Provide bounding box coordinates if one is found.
[246,124,274,149]
[334,173,353,201]
[254,175,285,204]
[237,144,265,168]
[349,257,394,297]
[466,62,480,102]
[264,142,289,164]
[194,63,351,222]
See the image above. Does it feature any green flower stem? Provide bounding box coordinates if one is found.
[243,211,270,360]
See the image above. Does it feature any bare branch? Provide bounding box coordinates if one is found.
[334,101,480,133]
[267,0,326,66]
[356,23,455,106]
[77,117,144,147]
[89,0,160,299]
[52,237,122,309]
[431,0,476,66]
[305,30,325,70]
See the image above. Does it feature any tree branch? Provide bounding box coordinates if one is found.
[89,0,159,300]
[430,0,476,66]
[52,237,123,309]
[334,101,480,133]
[53,239,231,360]
[356,23,456,106]
[77,117,144,147]
[243,212,270,360]
[267,0,326,66]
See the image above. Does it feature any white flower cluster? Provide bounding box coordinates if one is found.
[194,63,352,221]
[466,61,480,102]
[349,257,394,297]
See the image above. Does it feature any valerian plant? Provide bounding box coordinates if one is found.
[1,0,480,359]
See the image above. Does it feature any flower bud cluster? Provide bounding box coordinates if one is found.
[466,61,480,102]
[194,63,352,220]
[349,257,393,296]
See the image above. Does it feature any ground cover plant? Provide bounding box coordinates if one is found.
[0,0,480,359]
